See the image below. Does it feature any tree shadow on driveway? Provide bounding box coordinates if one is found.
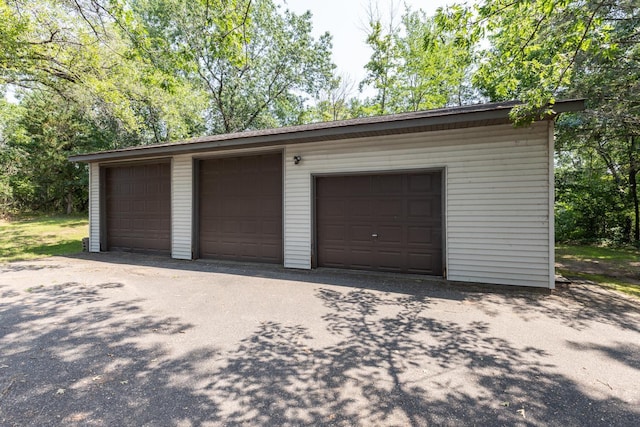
[462,281,640,334]
[1,256,639,426]
[204,288,638,426]
[0,281,219,426]
[71,250,640,334]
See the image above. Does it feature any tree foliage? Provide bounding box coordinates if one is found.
[1,0,638,246]
[436,0,636,123]
[123,0,335,133]
[360,5,476,115]
[306,74,364,122]
[0,0,334,214]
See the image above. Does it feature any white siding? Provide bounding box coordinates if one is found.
[283,121,553,288]
[172,155,193,259]
[547,121,556,289]
[88,162,100,252]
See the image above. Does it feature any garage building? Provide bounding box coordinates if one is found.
[70,100,584,288]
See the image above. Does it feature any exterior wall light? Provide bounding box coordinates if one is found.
[293,155,302,165]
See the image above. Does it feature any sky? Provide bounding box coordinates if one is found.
[284,0,458,89]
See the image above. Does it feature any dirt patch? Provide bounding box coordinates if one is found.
[556,257,640,284]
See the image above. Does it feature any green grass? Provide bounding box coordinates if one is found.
[556,244,640,263]
[556,244,640,299]
[0,215,89,263]
[3,216,638,300]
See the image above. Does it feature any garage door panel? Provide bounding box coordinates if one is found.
[378,249,403,260]
[261,175,282,193]
[408,174,435,192]
[227,200,256,216]
[240,221,258,234]
[407,226,432,244]
[318,200,346,218]
[374,199,403,217]
[377,225,403,244]
[407,199,431,217]
[199,153,283,263]
[105,162,171,254]
[261,220,281,235]
[132,218,147,230]
[344,176,370,196]
[260,198,281,215]
[350,225,373,242]
[322,224,346,241]
[349,199,372,216]
[351,251,377,269]
[150,200,166,212]
[373,174,403,194]
[317,171,443,275]
[320,248,347,266]
[220,219,240,233]
[316,178,344,197]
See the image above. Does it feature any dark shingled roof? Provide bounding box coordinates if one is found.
[69,99,584,162]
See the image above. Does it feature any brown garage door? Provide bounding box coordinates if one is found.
[105,162,171,254]
[198,153,282,263]
[316,171,443,275]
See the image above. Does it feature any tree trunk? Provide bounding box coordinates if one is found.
[633,172,639,242]
[629,135,639,243]
[66,192,73,215]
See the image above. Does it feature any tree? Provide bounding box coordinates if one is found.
[0,0,86,91]
[572,1,640,241]
[557,4,640,242]
[1,91,106,214]
[555,115,634,243]
[436,0,632,122]
[0,0,212,213]
[394,8,478,110]
[306,74,361,122]
[360,5,399,116]
[0,0,337,213]
[0,97,25,212]
[123,0,335,133]
[0,0,206,144]
[360,5,477,115]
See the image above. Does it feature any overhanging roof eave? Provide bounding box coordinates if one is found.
[69,99,585,163]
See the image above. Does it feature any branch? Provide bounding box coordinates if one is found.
[73,0,102,39]
[467,1,520,28]
[594,138,624,189]
[26,29,60,46]
[243,67,289,130]
[552,1,607,94]
[517,15,546,59]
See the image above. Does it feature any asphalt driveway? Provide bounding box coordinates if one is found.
[1,253,639,426]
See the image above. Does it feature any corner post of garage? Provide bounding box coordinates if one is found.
[86,162,102,253]
[548,120,556,289]
[171,154,195,260]
[98,165,107,251]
